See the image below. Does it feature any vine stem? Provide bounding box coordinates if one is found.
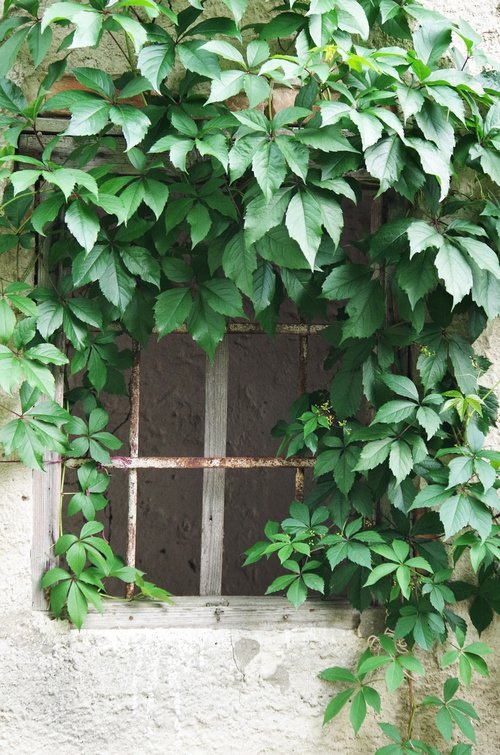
[406,673,416,740]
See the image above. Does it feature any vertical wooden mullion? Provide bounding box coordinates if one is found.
[31,236,64,608]
[126,341,141,598]
[199,339,229,596]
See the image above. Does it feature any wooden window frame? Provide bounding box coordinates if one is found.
[27,117,384,629]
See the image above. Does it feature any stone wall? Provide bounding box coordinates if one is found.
[0,1,499,753]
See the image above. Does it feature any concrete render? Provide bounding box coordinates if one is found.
[0,0,499,753]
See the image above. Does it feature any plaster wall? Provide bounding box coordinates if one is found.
[0,1,499,754]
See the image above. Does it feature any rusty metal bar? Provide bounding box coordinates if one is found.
[103,322,329,336]
[126,341,140,598]
[66,456,315,469]
[295,334,309,501]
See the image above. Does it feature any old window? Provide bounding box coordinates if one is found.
[28,116,382,628]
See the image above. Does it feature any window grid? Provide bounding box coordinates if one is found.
[27,116,385,615]
[101,323,327,598]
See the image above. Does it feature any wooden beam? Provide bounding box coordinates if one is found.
[78,597,362,630]
[199,339,229,596]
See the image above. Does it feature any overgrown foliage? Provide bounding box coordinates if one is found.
[0,0,499,749]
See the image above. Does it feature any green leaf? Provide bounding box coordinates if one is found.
[177,40,221,79]
[72,67,115,99]
[285,191,322,271]
[323,688,354,725]
[187,295,226,361]
[109,104,150,151]
[342,281,385,339]
[381,374,419,402]
[356,438,393,472]
[275,136,309,181]
[251,141,286,199]
[436,706,454,742]
[364,136,404,188]
[138,41,174,91]
[440,494,470,539]
[0,27,30,77]
[286,576,307,607]
[112,13,147,53]
[297,126,359,154]
[65,201,99,252]
[374,400,417,424]
[385,661,405,692]
[397,250,438,308]
[244,187,291,245]
[413,21,452,66]
[447,456,473,488]
[142,178,169,221]
[200,279,244,318]
[65,96,110,137]
[435,241,473,307]
[351,110,383,151]
[416,406,441,439]
[415,102,455,159]
[389,440,413,484]
[66,582,88,629]
[350,690,367,734]
[337,0,369,39]
[330,368,363,419]
[222,231,256,298]
[458,237,500,279]
[395,84,424,122]
[154,288,192,337]
[187,203,212,247]
[252,260,275,316]
[320,667,357,684]
[99,251,135,312]
[0,76,26,113]
[0,300,16,344]
[410,484,449,510]
[407,137,450,201]
[322,264,369,300]
[407,220,443,257]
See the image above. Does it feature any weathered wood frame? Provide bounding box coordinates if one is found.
[28,117,383,628]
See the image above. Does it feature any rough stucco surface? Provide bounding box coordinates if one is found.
[1,1,500,753]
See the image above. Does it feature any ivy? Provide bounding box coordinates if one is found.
[0,0,498,748]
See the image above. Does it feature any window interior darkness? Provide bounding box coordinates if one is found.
[62,191,375,596]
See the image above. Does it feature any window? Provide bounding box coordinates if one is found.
[29,115,382,629]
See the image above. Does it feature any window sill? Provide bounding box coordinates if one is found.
[45,596,363,631]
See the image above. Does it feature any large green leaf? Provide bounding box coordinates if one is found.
[244,188,292,244]
[364,136,404,188]
[154,287,192,337]
[222,231,256,298]
[389,440,413,484]
[407,220,443,257]
[200,278,244,317]
[435,241,473,307]
[285,190,322,270]
[138,41,174,91]
[343,281,385,339]
[109,105,150,151]
[65,96,110,136]
[251,141,286,199]
[187,295,226,360]
[65,201,99,252]
[322,264,370,300]
[415,102,455,159]
[99,251,135,312]
[397,251,438,307]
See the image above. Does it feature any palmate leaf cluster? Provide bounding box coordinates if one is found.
[0,0,499,747]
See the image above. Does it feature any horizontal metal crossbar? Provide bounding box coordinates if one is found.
[66,456,315,470]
